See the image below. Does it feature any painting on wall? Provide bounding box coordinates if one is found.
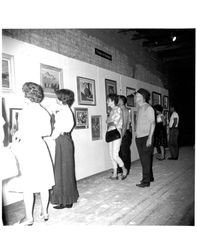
[91,115,102,141]
[126,87,136,107]
[77,77,96,105]
[105,79,117,115]
[2,53,15,92]
[152,91,161,106]
[163,95,169,109]
[9,108,23,142]
[74,108,89,129]
[40,63,63,97]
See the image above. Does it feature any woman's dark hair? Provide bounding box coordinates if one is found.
[22,82,44,103]
[107,93,119,106]
[154,104,163,113]
[119,95,127,105]
[55,89,75,107]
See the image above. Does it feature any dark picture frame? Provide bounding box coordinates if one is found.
[77,76,96,106]
[9,108,23,142]
[152,91,161,106]
[105,79,117,115]
[40,63,63,97]
[126,87,136,107]
[163,95,169,109]
[74,108,89,129]
[2,53,15,93]
[91,115,102,141]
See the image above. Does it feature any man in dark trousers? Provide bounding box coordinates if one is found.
[135,88,155,187]
[168,105,179,160]
[117,95,132,176]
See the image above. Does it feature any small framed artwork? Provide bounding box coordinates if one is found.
[133,110,137,132]
[2,53,15,93]
[105,79,117,115]
[91,115,102,141]
[126,87,136,107]
[40,63,63,97]
[9,108,23,142]
[152,91,161,106]
[74,108,89,129]
[77,76,96,105]
[163,95,169,109]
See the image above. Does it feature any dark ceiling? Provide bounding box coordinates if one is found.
[117,29,195,66]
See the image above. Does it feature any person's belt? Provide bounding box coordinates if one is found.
[62,132,71,136]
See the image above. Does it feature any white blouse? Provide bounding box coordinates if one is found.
[52,105,74,139]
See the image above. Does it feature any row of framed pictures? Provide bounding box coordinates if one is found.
[2,54,169,109]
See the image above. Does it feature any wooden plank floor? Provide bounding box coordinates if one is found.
[2,146,194,226]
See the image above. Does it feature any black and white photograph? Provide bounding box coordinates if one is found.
[2,53,15,92]
[1,23,195,250]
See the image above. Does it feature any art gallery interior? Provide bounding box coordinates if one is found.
[1,29,195,226]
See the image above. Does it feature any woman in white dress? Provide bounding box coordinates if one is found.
[14,82,54,225]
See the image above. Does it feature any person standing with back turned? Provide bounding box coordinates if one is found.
[135,88,155,188]
[168,104,179,160]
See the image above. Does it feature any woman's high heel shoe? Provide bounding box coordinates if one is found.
[39,213,49,221]
[121,167,128,180]
[109,175,118,180]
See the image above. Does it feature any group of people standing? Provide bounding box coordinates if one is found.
[106,88,179,188]
[8,82,179,225]
[12,82,79,226]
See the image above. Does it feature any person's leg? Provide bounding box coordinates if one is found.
[40,190,49,218]
[136,137,145,181]
[174,129,179,159]
[22,191,34,224]
[112,139,127,176]
[120,131,132,173]
[160,146,165,159]
[109,141,117,177]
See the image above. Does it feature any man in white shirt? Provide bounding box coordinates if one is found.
[135,88,155,187]
[168,105,179,160]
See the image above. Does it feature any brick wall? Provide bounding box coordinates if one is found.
[2,29,168,88]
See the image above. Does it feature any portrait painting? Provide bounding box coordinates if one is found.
[40,63,63,97]
[77,77,96,105]
[91,115,102,141]
[74,108,89,129]
[126,87,136,107]
[105,79,117,115]
[163,95,169,109]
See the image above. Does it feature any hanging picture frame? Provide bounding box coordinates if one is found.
[105,79,117,115]
[163,95,169,109]
[2,53,15,93]
[152,91,161,106]
[74,108,89,129]
[126,87,136,107]
[91,115,102,141]
[77,76,96,106]
[40,63,63,97]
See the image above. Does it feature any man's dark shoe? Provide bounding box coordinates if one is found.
[136,182,150,188]
[140,178,154,183]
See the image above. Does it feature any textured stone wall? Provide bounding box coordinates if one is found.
[2,29,167,88]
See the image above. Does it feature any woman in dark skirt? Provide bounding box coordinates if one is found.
[154,104,168,160]
[51,89,79,209]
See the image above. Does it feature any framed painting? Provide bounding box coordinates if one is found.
[105,79,117,115]
[91,115,102,141]
[2,53,15,93]
[152,91,161,106]
[9,108,23,142]
[74,108,89,129]
[126,87,136,107]
[163,95,169,109]
[77,76,96,105]
[40,63,63,97]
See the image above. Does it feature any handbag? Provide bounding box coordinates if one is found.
[105,128,121,143]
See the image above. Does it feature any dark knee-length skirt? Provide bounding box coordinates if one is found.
[51,134,79,205]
